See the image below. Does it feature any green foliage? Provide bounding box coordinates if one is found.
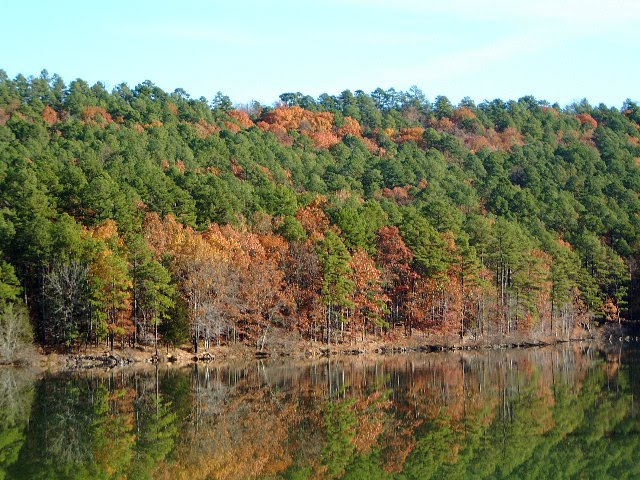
[158,294,190,347]
[320,231,355,309]
[323,399,358,478]
[0,260,21,304]
[1,71,639,345]
[277,216,308,242]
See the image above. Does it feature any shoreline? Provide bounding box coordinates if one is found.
[5,321,637,372]
[5,332,597,373]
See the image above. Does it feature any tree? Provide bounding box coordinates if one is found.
[136,259,175,354]
[44,260,90,346]
[319,231,354,344]
[375,226,417,332]
[211,91,232,111]
[0,303,33,364]
[0,260,21,305]
[349,249,388,340]
[87,221,133,349]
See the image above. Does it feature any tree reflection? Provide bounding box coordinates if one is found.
[0,368,36,480]
[5,346,640,479]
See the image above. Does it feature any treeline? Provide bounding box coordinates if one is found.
[1,70,639,352]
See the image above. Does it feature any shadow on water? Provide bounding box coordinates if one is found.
[2,343,640,479]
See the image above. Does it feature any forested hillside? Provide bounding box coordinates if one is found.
[1,70,639,354]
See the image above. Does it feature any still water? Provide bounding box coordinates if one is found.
[1,345,639,479]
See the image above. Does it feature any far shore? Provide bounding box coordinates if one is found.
[4,321,637,372]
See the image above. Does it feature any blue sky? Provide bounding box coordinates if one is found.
[3,0,639,107]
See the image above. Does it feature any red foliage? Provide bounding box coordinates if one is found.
[464,135,493,153]
[453,107,477,123]
[394,127,425,144]
[577,113,598,129]
[257,121,293,146]
[376,226,417,324]
[42,105,59,124]
[309,130,340,149]
[338,116,362,137]
[361,136,383,154]
[433,117,455,132]
[167,102,179,114]
[229,110,254,129]
[379,186,413,205]
[82,106,115,127]
[350,249,388,333]
[296,196,330,239]
[259,106,371,150]
[192,119,220,137]
[230,162,246,179]
[224,121,242,132]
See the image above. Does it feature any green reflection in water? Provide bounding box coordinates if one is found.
[2,346,640,479]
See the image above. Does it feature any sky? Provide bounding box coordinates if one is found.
[3,0,639,107]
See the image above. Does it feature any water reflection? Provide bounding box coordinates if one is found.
[2,345,640,479]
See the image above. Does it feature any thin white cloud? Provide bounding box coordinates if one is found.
[358,26,564,91]
[116,24,261,47]
[337,0,640,25]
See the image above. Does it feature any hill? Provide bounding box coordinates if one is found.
[1,70,640,355]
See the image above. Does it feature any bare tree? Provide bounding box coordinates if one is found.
[0,303,34,364]
[44,260,90,346]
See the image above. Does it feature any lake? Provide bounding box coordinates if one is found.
[1,344,639,479]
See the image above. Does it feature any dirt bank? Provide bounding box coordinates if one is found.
[16,327,603,373]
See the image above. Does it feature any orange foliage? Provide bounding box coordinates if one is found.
[228,110,254,129]
[259,106,371,150]
[602,297,619,321]
[362,136,383,154]
[82,106,115,127]
[259,106,336,148]
[497,127,523,148]
[465,135,493,153]
[558,238,573,249]
[394,127,425,144]
[224,121,242,132]
[410,274,463,335]
[192,119,220,137]
[257,121,293,146]
[350,250,388,334]
[379,186,413,205]
[529,248,552,329]
[296,196,330,239]
[308,130,341,148]
[453,106,477,122]
[262,106,334,132]
[338,116,363,137]
[143,213,189,257]
[577,113,598,129]
[42,105,59,124]
[230,162,245,179]
[133,120,163,131]
[90,219,122,245]
[433,117,456,132]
